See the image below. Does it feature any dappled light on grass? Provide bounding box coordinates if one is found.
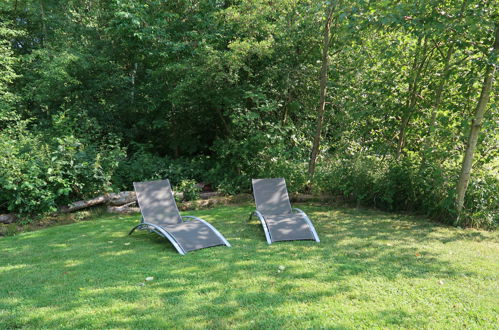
[0,205,498,328]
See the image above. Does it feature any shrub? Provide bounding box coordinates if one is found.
[174,179,201,202]
[314,154,498,229]
[0,121,124,218]
[112,150,209,190]
[314,155,383,206]
[460,172,498,229]
[208,124,310,193]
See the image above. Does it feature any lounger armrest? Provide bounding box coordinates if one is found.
[292,208,320,243]
[181,216,231,247]
[249,210,272,244]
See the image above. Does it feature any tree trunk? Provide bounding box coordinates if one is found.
[131,62,138,104]
[308,2,337,178]
[455,24,499,222]
[39,0,47,47]
[108,191,137,206]
[107,203,140,214]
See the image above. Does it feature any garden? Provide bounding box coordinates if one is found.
[0,0,498,328]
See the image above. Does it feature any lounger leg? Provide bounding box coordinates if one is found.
[128,223,187,255]
[250,211,272,244]
[129,224,145,236]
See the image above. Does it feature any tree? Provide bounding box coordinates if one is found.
[308,0,339,178]
[455,22,498,222]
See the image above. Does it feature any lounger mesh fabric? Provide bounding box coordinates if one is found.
[252,178,293,215]
[163,221,225,252]
[134,180,182,226]
[252,178,318,243]
[132,179,229,254]
[263,214,315,241]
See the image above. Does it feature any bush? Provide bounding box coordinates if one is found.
[314,154,498,229]
[460,172,498,229]
[0,121,124,218]
[208,124,310,194]
[314,155,383,206]
[112,150,209,190]
[174,179,201,202]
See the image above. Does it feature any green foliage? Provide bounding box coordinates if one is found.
[0,121,124,217]
[315,155,498,228]
[174,179,201,202]
[0,0,496,228]
[113,151,208,190]
[461,172,499,229]
[0,21,22,123]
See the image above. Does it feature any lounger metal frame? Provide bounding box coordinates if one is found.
[129,215,231,255]
[292,208,320,242]
[248,208,320,244]
[129,218,187,255]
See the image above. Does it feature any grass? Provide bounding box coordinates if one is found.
[0,204,498,329]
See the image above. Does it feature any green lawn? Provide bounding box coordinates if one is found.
[1,205,498,329]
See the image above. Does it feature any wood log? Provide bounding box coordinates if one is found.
[107,202,140,214]
[0,214,17,224]
[108,191,137,206]
[289,193,337,203]
[58,194,109,213]
[200,192,218,199]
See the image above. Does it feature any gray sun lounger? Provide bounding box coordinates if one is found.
[129,179,230,255]
[249,178,320,244]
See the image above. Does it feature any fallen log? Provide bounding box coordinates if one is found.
[199,191,218,199]
[108,191,136,206]
[107,202,140,214]
[71,190,219,209]
[3,191,336,221]
[58,194,110,213]
[0,214,17,224]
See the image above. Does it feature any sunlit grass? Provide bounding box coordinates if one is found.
[1,204,498,328]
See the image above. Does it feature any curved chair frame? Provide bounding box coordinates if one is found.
[248,211,272,244]
[129,219,186,255]
[292,208,320,242]
[129,216,231,255]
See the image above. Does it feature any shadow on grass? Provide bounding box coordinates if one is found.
[0,204,494,328]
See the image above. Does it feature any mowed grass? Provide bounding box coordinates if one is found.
[0,205,498,329]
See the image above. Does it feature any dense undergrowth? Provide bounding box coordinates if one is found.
[0,118,497,229]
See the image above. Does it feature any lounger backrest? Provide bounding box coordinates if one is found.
[252,178,293,215]
[134,179,182,226]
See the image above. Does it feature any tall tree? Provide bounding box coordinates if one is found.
[308,0,339,178]
[455,22,498,222]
